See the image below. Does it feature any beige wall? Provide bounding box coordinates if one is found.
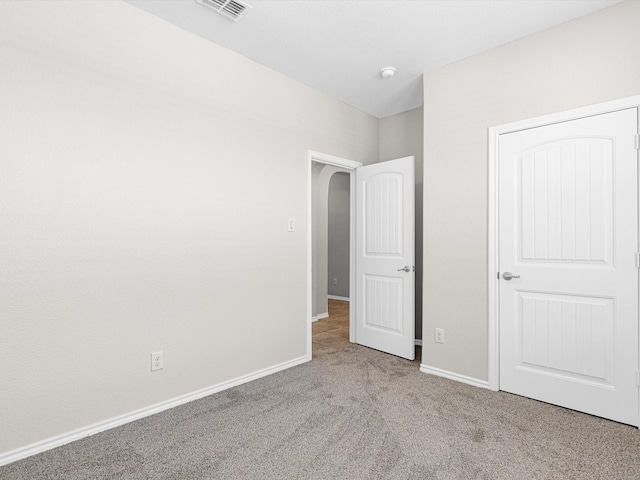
[380,107,424,339]
[0,0,378,457]
[422,0,640,380]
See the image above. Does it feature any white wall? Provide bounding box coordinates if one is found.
[0,0,378,457]
[422,0,640,380]
[380,107,424,339]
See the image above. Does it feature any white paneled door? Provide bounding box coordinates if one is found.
[356,156,415,360]
[499,108,639,426]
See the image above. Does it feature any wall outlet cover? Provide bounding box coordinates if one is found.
[151,351,164,371]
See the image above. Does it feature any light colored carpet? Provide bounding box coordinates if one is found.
[3,345,640,479]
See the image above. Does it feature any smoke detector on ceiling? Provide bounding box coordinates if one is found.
[196,0,252,22]
[379,67,396,79]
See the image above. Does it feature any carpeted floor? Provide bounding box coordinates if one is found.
[3,345,640,479]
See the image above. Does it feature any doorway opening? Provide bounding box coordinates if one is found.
[312,170,351,357]
[306,150,418,362]
[306,151,361,360]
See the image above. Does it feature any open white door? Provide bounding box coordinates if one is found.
[355,156,415,360]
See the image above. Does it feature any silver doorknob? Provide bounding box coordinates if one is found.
[502,272,521,281]
[397,266,411,272]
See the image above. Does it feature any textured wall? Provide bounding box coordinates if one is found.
[0,0,378,456]
[422,0,640,380]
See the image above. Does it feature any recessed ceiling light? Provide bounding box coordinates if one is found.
[379,66,396,79]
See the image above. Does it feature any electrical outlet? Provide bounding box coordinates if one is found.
[151,351,164,371]
[435,328,445,344]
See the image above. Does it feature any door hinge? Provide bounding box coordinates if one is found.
[636,252,640,268]
[636,371,640,387]
[635,133,640,150]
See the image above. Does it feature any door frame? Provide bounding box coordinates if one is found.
[306,150,362,360]
[487,95,640,394]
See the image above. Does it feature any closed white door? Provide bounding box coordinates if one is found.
[355,156,415,360]
[499,108,639,426]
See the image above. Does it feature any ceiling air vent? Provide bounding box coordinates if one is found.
[196,0,252,22]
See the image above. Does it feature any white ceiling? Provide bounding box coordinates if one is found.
[126,0,621,118]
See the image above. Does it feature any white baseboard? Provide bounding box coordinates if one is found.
[414,339,422,346]
[419,364,490,390]
[0,355,309,467]
[327,295,350,302]
[312,312,329,322]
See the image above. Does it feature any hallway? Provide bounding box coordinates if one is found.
[312,299,350,358]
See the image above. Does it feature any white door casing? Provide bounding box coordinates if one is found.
[355,156,415,360]
[497,108,639,426]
